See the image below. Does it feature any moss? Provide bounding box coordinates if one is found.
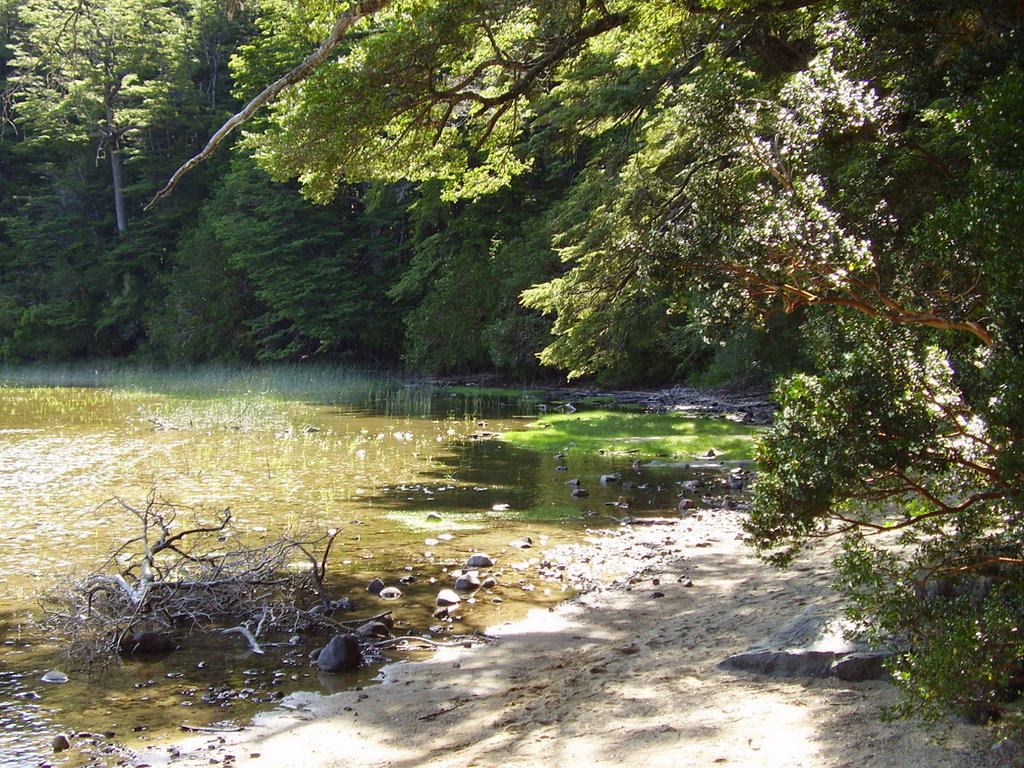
[500,409,759,460]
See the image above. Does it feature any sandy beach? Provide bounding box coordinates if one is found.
[135,509,1015,768]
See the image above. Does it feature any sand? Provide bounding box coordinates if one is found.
[136,509,1015,768]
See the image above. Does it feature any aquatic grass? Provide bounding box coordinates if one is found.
[381,510,487,530]
[0,362,400,402]
[500,410,759,460]
[441,385,546,400]
[485,505,587,523]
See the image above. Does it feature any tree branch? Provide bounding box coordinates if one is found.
[144,0,392,210]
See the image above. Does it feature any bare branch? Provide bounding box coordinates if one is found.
[145,0,392,210]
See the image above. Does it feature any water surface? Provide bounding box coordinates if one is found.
[0,376,717,766]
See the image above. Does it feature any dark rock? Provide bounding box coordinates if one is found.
[52,734,71,753]
[720,648,837,678]
[366,578,385,595]
[316,634,363,673]
[600,474,620,484]
[718,607,884,680]
[677,497,695,512]
[354,621,392,639]
[481,576,498,589]
[454,571,482,592]
[571,488,590,498]
[830,652,889,682]
[467,553,494,568]
[118,631,177,656]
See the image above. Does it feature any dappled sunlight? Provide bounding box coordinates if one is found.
[137,511,997,768]
[502,409,760,460]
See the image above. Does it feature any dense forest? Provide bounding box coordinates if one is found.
[3,0,1024,729]
[0,0,812,382]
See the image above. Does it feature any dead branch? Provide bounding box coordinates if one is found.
[144,0,392,210]
[221,625,265,654]
[41,494,353,659]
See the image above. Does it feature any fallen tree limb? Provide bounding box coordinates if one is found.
[221,625,265,654]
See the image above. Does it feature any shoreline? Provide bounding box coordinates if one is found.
[133,510,1012,768]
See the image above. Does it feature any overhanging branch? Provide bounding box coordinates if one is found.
[144,0,391,211]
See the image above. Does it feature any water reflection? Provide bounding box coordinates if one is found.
[0,380,714,766]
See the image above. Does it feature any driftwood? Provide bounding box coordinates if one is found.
[41,493,352,660]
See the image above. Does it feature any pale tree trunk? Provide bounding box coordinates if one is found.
[110,144,128,235]
[104,103,128,235]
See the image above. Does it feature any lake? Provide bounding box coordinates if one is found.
[0,368,732,766]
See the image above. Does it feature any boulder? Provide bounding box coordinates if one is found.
[466,553,494,568]
[718,606,889,681]
[316,633,363,673]
[830,652,889,682]
[719,648,837,678]
[366,578,385,595]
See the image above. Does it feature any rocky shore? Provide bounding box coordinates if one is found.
[132,508,1016,768]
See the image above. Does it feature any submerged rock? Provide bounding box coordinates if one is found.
[118,631,177,656]
[466,553,494,568]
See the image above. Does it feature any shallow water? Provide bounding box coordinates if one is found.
[0,379,720,766]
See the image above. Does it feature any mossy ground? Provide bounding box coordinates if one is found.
[501,409,759,461]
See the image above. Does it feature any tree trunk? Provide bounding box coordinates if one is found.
[110,143,128,236]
